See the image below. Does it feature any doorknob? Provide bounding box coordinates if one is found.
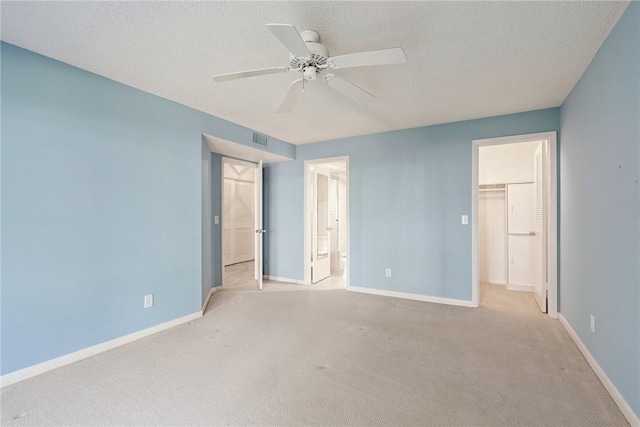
[529,231,536,236]
[326,227,333,231]
[256,229,266,234]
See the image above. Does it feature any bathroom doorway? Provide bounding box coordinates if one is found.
[304,157,349,287]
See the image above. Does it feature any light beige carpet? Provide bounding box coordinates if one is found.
[0,284,628,426]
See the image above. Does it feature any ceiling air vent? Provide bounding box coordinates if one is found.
[252,132,269,147]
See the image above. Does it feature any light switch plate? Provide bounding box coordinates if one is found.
[461,215,469,225]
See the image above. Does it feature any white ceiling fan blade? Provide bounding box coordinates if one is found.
[326,75,374,103]
[277,79,304,113]
[266,24,311,58]
[330,47,406,69]
[212,67,287,82]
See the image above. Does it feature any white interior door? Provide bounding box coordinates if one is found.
[223,179,233,266]
[507,183,535,291]
[479,191,507,285]
[312,169,331,283]
[533,144,547,312]
[329,177,339,274]
[254,160,264,290]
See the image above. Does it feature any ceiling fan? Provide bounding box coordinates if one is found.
[211,24,406,113]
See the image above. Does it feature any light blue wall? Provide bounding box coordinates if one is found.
[1,43,201,375]
[559,2,639,417]
[201,139,213,304]
[0,43,294,375]
[201,116,295,160]
[263,161,305,280]
[264,108,560,300]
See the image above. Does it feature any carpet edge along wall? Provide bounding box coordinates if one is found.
[0,42,293,376]
[559,1,640,417]
[264,110,560,301]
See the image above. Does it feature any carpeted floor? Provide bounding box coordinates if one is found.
[224,260,256,288]
[0,284,628,426]
[224,260,346,291]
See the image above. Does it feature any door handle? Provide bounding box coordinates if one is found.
[255,229,266,234]
[529,231,536,236]
[326,227,333,231]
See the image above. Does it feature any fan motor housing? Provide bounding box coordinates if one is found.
[289,30,329,71]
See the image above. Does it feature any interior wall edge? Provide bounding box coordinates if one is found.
[0,311,203,389]
[559,315,640,426]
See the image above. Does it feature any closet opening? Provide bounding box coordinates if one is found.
[472,132,558,318]
[221,157,260,289]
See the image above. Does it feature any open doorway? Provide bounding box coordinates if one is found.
[221,157,263,289]
[472,132,558,317]
[304,157,349,288]
[205,134,291,293]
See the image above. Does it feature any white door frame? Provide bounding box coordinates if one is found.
[304,156,350,286]
[221,156,258,287]
[472,131,558,318]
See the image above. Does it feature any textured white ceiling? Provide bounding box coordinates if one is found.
[1,1,629,144]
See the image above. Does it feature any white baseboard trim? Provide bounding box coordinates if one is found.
[347,286,475,308]
[485,280,507,286]
[507,283,534,292]
[559,314,639,426]
[0,311,202,389]
[264,275,305,285]
[202,286,220,312]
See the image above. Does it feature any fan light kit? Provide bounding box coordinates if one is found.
[212,24,407,113]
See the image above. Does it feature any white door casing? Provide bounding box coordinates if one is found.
[533,143,547,312]
[312,168,331,283]
[472,132,557,317]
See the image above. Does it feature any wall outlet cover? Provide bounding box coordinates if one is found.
[144,294,154,308]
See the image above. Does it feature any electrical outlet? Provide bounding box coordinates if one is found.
[214,216,219,225]
[385,268,391,278]
[144,294,154,309]
[590,315,595,333]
